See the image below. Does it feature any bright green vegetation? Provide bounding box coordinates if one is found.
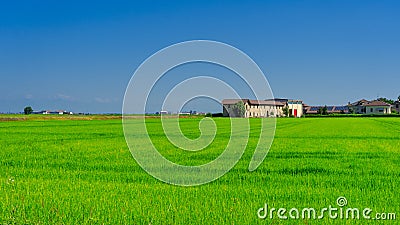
[0,117,399,224]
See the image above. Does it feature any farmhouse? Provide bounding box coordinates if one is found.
[222,99,284,118]
[348,99,391,115]
[222,98,303,118]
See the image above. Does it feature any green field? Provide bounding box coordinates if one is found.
[1,117,399,224]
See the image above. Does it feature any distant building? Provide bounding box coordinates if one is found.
[348,99,391,115]
[32,110,73,115]
[392,101,400,113]
[269,98,304,117]
[348,99,369,114]
[364,101,391,114]
[222,99,286,118]
[179,112,191,115]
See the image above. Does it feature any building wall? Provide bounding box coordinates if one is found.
[223,104,241,117]
[349,105,391,114]
[365,106,391,115]
[223,103,283,118]
[222,104,230,117]
[349,106,365,114]
[246,105,283,118]
[287,101,303,117]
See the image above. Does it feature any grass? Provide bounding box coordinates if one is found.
[0,117,399,224]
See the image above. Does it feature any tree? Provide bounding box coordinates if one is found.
[317,107,322,115]
[24,106,33,115]
[232,101,245,117]
[282,106,289,117]
[322,105,328,115]
[398,95,400,101]
[316,106,328,115]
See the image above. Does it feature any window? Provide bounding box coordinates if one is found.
[370,108,373,113]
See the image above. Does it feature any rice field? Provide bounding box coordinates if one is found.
[0,116,399,224]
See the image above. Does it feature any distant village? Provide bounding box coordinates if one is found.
[16,97,400,117]
[221,98,400,118]
[32,110,75,115]
[19,108,88,115]
[144,97,400,118]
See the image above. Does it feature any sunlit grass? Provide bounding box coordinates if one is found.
[0,117,399,224]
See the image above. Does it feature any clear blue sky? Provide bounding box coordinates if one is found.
[1,0,399,113]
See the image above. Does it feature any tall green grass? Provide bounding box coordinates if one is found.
[0,118,399,224]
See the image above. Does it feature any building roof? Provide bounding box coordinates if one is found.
[267,98,288,102]
[222,99,284,106]
[264,100,285,106]
[305,106,349,114]
[248,100,285,106]
[349,99,369,106]
[364,100,390,107]
[287,100,303,104]
[265,98,303,104]
[349,99,391,107]
[221,99,248,105]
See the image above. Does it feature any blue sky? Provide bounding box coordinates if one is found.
[1,0,399,113]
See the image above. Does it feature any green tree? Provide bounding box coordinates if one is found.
[24,106,33,115]
[232,101,246,117]
[322,105,328,115]
[282,106,289,117]
[398,95,400,101]
[316,106,328,115]
[317,107,322,115]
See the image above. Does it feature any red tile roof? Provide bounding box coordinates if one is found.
[222,99,284,106]
[221,99,248,104]
[364,100,390,106]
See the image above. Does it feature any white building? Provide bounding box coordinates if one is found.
[364,101,391,114]
[348,99,391,114]
[269,98,304,117]
[222,99,295,118]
